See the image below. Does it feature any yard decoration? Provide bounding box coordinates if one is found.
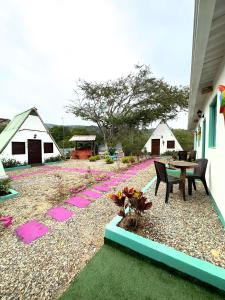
[218,85,225,122]
[109,187,152,228]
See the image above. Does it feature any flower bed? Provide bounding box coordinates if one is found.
[105,176,225,292]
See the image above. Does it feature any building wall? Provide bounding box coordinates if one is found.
[144,123,183,154]
[194,56,225,220]
[0,115,61,163]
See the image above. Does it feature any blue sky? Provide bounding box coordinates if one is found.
[0,0,194,128]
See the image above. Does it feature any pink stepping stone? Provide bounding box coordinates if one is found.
[81,190,102,198]
[16,220,49,244]
[47,206,74,222]
[65,196,91,208]
[93,185,110,192]
[102,180,119,186]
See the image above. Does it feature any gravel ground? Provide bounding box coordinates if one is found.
[131,180,225,268]
[0,159,155,300]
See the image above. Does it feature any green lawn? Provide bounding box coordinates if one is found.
[59,242,224,300]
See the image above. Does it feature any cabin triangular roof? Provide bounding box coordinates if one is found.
[0,107,60,154]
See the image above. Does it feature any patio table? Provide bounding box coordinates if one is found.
[168,160,198,200]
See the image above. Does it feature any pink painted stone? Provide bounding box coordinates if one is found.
[16,220,49,244]
[93,185,110,192]
[65,196,91,208]
[82,190,102,198]
[102,180,119,186]
[47,206,74,221]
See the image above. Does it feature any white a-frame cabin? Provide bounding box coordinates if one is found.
[144,120,183,155]
[0,107,61,164]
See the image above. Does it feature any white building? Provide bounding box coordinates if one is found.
[0,108,61,164]
[144,121,183,155]
[189,0,225,223]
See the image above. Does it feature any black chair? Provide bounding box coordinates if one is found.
[178,151,188,161]
[187,159,209,196]
[154,161,181,203]
[188,150,197,162]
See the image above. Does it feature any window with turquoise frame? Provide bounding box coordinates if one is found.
[208,96,217,148]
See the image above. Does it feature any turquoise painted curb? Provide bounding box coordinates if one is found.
[44,161,64,165]
[0,189,19,202]
[105,175,225,291]
[209,192,225,229]
[105,224,225,291]
[5,165,31,171]
[141,176,157,193]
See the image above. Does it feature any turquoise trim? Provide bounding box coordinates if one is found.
[202,119,206,159]
[105,225,225,291]
[141,176,157,193]
[209,96,217,148]
[44,160,64,165]
[0,189,19,202]
[105,175,225,291]
[209,192,225,229]
[5,165,31,171]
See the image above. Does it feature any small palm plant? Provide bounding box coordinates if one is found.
[110,187,152,228]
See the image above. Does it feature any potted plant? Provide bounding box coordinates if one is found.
[109,187,152,229]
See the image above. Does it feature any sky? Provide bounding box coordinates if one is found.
[0,0,194,129]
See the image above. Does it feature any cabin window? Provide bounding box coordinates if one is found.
[208,96,217,148]
[167,140,175,149]
[44,142,53,153]
[12,142,25,155]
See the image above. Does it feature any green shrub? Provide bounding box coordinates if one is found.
[122,156,135,164]
[161,150,177,157]
[89,155,100,162]
[1,158,26,168]
[105,156,114,164]
[0,178,11,196]
[44,155,63,163]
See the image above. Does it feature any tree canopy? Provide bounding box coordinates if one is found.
[68,65,189,145]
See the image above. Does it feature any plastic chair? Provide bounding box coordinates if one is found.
[188,150,197,162]
[187,159,209,196]
[154,161,181,203]
[178,151,188,161]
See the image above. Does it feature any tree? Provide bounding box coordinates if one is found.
[67,65,189,145]
[173,129,194,151]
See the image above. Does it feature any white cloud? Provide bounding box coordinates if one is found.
[0,0,193,128]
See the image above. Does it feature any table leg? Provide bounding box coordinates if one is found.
[179,168,186,200]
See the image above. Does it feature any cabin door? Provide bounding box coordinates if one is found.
[151,139,160,155]
[28,139,42,164]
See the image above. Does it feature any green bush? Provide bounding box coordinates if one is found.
[122,156,135,164]
[161,150,177,157]
[1,158,26,168]
[89,155,100,162]
[105,156,114,164]
[0,178,11,196]
[44,155,63,163]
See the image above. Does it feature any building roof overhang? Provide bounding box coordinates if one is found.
[188,0,225,129]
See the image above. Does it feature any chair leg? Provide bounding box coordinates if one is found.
[165,183,170,203]
[188,178,192,196]
[155,180,160,196]
[193,179,196,191]
[202,179,209,195]
[182,182,186,201]
[170,185,173,193]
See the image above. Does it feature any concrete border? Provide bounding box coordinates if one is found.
[0,189,19,202]
[5,165,31,171]
[105,175,225,291]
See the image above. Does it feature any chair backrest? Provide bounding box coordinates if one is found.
[178,151,188,161]
[193,159,208,177]
[154,161,168,183]
[188,150,197,162]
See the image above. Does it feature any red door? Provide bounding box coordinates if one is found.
[151,139,160,155]
[28,139,42,164]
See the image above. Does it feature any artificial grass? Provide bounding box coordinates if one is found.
[59,243,224,300]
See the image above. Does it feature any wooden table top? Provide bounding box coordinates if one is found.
[169,160,198,168]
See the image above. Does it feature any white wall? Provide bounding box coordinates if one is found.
[194,55,225,220]
[144,123,183,154]
[0,115,61,163]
